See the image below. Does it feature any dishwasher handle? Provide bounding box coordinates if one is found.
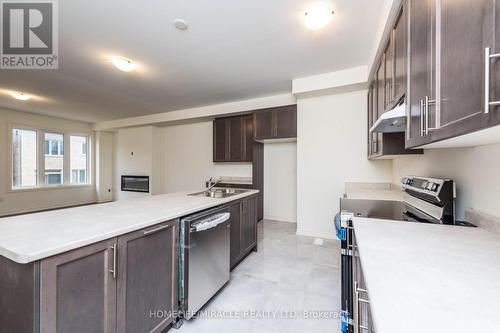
[190,212,230,233]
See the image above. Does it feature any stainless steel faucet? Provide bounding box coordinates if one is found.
[207,177,221,191]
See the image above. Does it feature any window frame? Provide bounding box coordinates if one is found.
[8,123,92,192]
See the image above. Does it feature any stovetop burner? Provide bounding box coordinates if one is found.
[340,198,442,224]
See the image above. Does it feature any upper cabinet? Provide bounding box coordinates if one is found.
[406,0,436,148]
[393,9,407,103]
[253,105,297,141]
[213,115,254,162]
[368,2,422,159]
[376,59,386,118]
[406,0,500,148]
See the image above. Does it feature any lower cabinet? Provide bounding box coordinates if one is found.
[230,195,258,269]
[116,220,178,333]
[229,202,242,267]
[40,238,117,333]
[40,219,179,333]
[240,196,257,253]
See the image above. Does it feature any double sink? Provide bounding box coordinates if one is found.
[189,188,249,198]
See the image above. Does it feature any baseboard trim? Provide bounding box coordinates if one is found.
[264,215,297,223]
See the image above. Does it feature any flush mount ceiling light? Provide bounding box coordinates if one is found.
[9,91,32,101]
[303,4,334,31]
[110,56,137,72]
[173,19,189,31]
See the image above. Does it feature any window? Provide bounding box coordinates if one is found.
[71,169,87,184]
[44,132,64,156]
[10,127,90,190]
[45,169,62,185]
[12,129,38,188]
[44,133,64,185]
[70,135,88,184]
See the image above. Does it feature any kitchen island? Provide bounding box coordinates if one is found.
[0,189,259,333]
[352,217,500,333]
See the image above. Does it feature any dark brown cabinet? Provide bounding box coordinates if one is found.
[213,118,228,161]
[40,239,117,333]
[384,38,394,109]
[240,196,257,253]
[393,9,406,103]
[229,202,241,267]
[252,141,264,221]
[230,195,258,269]
[368,3,422,159]
[406,0,437,148]
[376,61,386,119]
[228,116,244,161]
[38,220,179,333]
[253,105,297,141]
[253,110,274,140]
[213,115,254,162]
[405,0,500,147]
[116,220,178,333]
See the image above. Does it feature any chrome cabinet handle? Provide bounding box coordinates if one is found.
[425,96,437,134]
[144,224,170,236]
[485,47,500,114]
[420,99,425,136]
[356,287,368,294]
[354,281,360,333]
[110,243,117,279]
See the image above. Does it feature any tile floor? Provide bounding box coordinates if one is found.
[177,220,341,333]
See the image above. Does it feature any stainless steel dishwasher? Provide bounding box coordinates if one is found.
[178,205,231,320]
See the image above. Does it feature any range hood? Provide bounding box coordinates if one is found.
[370,100,406,133]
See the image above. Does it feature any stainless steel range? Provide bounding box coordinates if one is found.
[337,176,474,333]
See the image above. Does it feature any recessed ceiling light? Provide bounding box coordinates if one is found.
[110,56,137,72]
[9,91,32,101]
[303,4,334,31]
[174,19,189,31]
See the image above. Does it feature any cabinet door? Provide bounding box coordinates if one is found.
[213,118,228,162]
[240,197,257,253]
[116,220,178,333]
[242,115,254,162]
[40,239,117,333]
[435,0,495,138]
[393,6,406,102]
[376,58,386,118]
[406,0,435,147]
[385,38,395,108]
[275,105,297,138]
[229,202,242,268]
[228,116,243,161]
[253,111,274,140]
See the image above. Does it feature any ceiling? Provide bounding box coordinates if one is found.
[0,0,385,123]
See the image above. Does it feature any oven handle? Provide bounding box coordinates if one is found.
[190,212,230,233]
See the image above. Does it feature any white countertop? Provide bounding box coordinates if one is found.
[0,190,258,264]
[353,217,500,333]
[345,186,405,202]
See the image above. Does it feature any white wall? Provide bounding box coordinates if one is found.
[0,108,96,216]
[296,90,393,239]
[95,131,113,203]
[161,121,252,193]
[264,142,297,222]
[114,126,163,200]
[392,144,500,220]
